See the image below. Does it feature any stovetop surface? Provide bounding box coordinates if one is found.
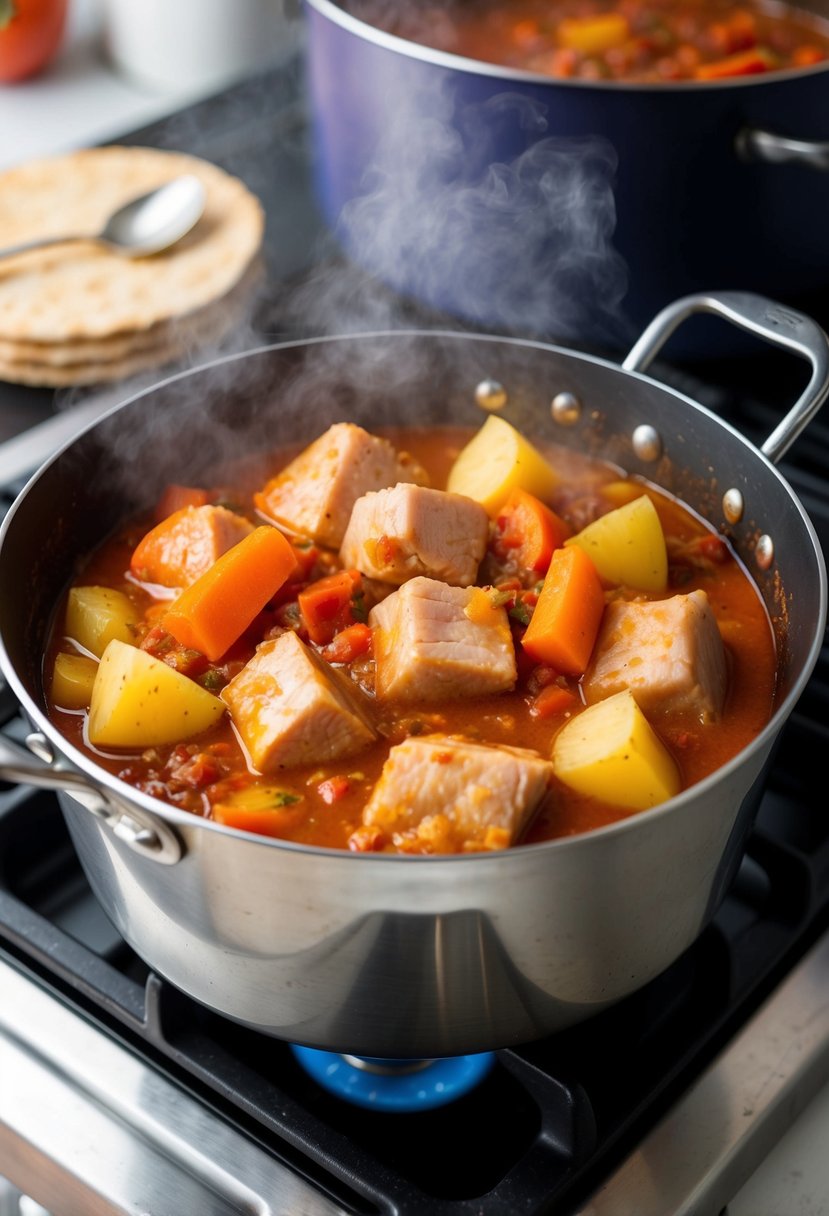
[2,53,829,1216]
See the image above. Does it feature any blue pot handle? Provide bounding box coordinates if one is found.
[738,127,829,172]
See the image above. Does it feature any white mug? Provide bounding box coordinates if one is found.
[103,0,300,95]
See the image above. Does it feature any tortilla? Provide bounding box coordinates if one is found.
[0,146,265,343]
[0,261,265,386]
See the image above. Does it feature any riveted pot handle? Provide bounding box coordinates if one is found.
[622,290,829,465]
[738,128,829,172]
[0,731,183,865]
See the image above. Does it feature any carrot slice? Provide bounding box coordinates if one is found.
[162,526,298,661]
[530,684,578,718]
[298,570,361,645]
[212,801,305,838]
[494,488,571,572]
[521,545,605,676]
[695,47,776,78]
[321,622,373,663]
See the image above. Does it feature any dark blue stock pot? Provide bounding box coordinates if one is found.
[303,0,829,354]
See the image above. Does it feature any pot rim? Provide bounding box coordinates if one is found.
[305,0,829,94]
[1,329,826,863]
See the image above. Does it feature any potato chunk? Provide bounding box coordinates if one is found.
[88,639,225,748]
[51,653,98,710]
[565,494,667,591]
[446,416,558,516]
[65,586,139,658]
[551,689,680,811]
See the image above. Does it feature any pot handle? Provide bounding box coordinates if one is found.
[0,730,183,865]
[621,290,829,465]
[738,128,829,172]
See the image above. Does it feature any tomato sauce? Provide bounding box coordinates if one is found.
[45,425,777,852]
[365,0,829,82]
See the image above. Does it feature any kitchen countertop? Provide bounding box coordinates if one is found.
[2,9,829,1215]
[0,0,266,172]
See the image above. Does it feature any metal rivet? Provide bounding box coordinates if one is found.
[25,731,54,764]
[632,424,663,462]
[756,534,774,571]
[551,391,581,425]
[474,378,507,411]
[722,488,744,524]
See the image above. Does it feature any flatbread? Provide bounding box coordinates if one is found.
[0,147,265,343]
[0,258,265,371]
[0,340,197,387]
[0,261,265,386]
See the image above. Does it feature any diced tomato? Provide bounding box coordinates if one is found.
[695,46,776,78]
[525,663,559,695]
[493,488,571,573]
[512,17,541,47]
[375,535,401,566]
[298,569,362,646]
[321,622,373,664]
[696,535,729,563]
[168,751,222,788]
[317,775,351,804]
[289,542,320,581]
[348,825,386,852]
[140,625,210,679]
[792,45,825,66]
[530,684,578,718]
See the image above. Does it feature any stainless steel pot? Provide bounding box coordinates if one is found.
[1,291,827,1058]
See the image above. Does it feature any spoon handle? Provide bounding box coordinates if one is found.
[0,233,100,259]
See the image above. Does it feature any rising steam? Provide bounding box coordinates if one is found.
[314,74,632,351]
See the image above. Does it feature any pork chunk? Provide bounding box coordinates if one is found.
[361,734,553,853]
[340,483,489,587]
[369,577,517,702]
[130,505,254,589]
[254,423,429,549]
[221,631,376,771]
[583,589,728,722]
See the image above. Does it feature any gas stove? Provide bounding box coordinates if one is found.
[2,51,829,1216]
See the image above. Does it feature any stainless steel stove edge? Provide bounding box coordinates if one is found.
[3,928,829,1216]
[0,958,342,1216]
[578,929,829,1216]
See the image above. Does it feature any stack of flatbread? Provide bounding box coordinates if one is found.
[0,146,265,387]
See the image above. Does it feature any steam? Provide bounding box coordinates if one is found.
[305,77,632,351]
[50,12,637,500]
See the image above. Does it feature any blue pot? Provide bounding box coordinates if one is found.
[304,0,829,354]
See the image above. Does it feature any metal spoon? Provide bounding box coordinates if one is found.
[0,174,207,261]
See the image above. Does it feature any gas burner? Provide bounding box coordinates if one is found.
[290,1048,496,1110]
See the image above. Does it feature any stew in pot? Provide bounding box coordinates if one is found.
[358,0,829,82]
[45,418,776,853]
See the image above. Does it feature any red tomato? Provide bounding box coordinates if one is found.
[0,0,67,83]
